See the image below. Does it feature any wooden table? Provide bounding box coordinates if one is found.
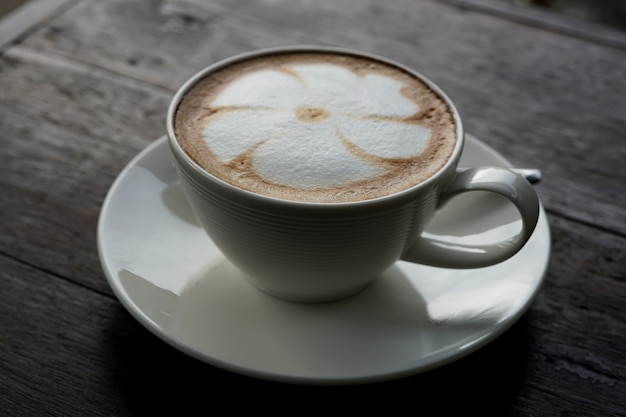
[1,0,624,415]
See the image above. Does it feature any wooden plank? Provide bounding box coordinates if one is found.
[0,212,623,415]
[0,47,171,294]
[0,1,29,19]
[0,47,170,145]
[0,1,623,415]
[0,0,75,48]
[20,0,319,90]
[17,0,626,235]
[526,215,626,415]
[0,0,623,289]
[0,254,144,415]
[438,0,626,50]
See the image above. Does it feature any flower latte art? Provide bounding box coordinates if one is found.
[174,53,457,202]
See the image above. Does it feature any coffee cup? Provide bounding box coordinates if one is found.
[166,46,540,303]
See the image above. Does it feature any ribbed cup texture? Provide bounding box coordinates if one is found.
[175,162,437,302]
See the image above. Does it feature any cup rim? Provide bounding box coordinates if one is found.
[166,45,464,209]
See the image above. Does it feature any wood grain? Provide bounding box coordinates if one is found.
[1,215,623,415]
[0,0,624,415]
[18,0,626,234]
[0,46,169,293]
[0,0,74,48]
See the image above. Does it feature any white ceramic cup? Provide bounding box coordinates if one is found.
[167,46,540,303]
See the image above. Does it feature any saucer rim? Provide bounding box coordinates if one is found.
[97,134,550,385]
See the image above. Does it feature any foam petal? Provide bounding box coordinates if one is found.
[203,109,295,162]
[346,74,420,117]
[212,70,307,109]
[253,120,385,188]
[336,115,431,159]
[292,64,360,107]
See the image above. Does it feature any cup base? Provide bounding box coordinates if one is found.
[244,275,376,303]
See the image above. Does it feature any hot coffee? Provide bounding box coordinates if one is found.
[174,51,457,203]
[167,47,540,302]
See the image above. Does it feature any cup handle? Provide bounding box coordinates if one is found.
[400,167,540,268]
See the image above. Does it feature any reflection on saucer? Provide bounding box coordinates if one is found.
[99,135,550,384]
[118,268,177,328]
[426,278,529,324]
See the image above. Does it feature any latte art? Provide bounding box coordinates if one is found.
[175,52,457,202]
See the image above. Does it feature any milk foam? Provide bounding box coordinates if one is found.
[175,53,457,202]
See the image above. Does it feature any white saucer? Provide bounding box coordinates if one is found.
[98,134,550,385]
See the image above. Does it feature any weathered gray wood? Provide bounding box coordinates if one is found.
[1,216,623,415]
[0,47,170,293]
[0,256,131,416]
[19,0,626,235]
[21,0,318,90]
[0,0,75,48]
[0,0,624,415]
[439,0,626,50]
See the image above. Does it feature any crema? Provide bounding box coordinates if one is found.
[174,52,457,203]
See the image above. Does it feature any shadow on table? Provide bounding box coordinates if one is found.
[500,0,626,32]
[106,304,531,416]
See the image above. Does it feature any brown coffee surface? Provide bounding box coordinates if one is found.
[174,51,457,203]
